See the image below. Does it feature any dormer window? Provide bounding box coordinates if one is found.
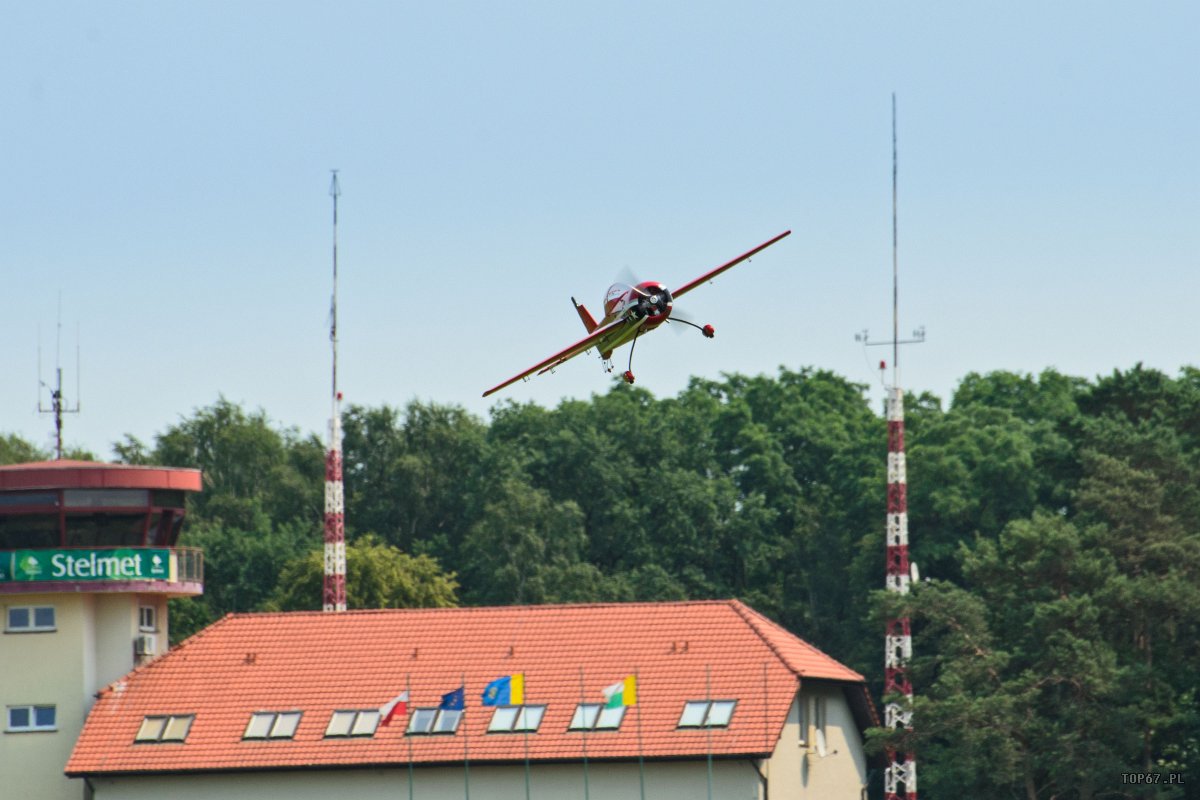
[677,700,737,728]
[134,714,193,743]
[243,711,302,740]
[325,710,381,738]
[486,705,546,733]
[568,703,626,731]
[406,708,462,735]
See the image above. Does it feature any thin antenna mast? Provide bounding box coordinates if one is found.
[856,94,926,380]
[892,92,900,389]
[323,171,347,612]
[38,296,81,460]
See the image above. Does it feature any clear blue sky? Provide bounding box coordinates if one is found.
[3,2,1197,459]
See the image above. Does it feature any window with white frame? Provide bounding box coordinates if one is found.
[677,699,737,728]
[486,705,546,733]
[797,695,808,745]
[6,606,55,632]
[812,695,828,756]
[138,605,157,632]
[243,711,302,740]
[134,715,194,743]
[406,708,462,735]
[568,703,626,731]
[325,709,381,738]
[7,705,56,732]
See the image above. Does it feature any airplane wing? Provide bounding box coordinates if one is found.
[482,318,631,397]
[671,230,791,299]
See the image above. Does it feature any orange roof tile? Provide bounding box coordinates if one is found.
[67,600,866,775]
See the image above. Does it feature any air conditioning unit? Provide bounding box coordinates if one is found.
[134,634,157,656]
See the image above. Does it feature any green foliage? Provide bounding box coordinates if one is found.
[268,534,458,611]
[117,364,1200,792]
[873,367,1200,797]
[0,433,48,465]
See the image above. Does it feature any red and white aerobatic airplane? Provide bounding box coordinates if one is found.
[483,230,791,397]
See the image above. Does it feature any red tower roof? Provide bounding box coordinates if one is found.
[0,460,201,492]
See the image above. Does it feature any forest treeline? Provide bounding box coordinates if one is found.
[4,364,1198,798]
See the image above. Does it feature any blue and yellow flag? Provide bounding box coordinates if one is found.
[482,673,525,706]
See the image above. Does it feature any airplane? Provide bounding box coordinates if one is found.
[482,230,791,397]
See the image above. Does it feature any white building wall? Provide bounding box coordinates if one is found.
[85,760,764,800]
[2,591,158,800]
[2,593,88,800]
[762,684,868,799]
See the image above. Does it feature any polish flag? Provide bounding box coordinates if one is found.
[379,691,409,726]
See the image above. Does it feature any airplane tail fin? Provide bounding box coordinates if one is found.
[572,297,598,333]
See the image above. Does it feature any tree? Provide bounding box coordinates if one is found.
[341,401,487,564]
[268,534,458,611]
[146,399,324,639]
[0,433,47,465]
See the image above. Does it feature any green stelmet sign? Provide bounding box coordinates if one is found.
[0,549,171,582]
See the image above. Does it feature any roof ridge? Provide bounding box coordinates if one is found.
[727,599,863,681]
[725,599,797,676]
[221,599,735,621]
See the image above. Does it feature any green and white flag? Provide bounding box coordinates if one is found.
[602,676,637,708]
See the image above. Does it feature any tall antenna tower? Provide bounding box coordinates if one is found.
[38,298,81,460]
[858,95,920,800]
[324,170,347,612]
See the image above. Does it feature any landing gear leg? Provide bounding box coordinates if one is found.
[624,329,641,384]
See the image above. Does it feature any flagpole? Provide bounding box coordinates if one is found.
[461,675,470,800]
[522,690,532,800]
[761,662,770,756]
[406,674,414,800]
[634,668,645,800]
[579,667,591,800]
[705,664,714,800]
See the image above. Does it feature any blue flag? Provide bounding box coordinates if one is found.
[440,686,465,710]
[482,674,524,706]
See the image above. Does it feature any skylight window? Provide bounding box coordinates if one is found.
[7,705,56,732]
[407,708,462,735]
[243,711,302,740]
[134,714,193,743]
[568,703,626,731]
[677,700,737,728]
[487,705,546,733]
[325,710,381,738]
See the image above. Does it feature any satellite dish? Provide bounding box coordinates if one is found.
[910,562,920,583]
[815,728,828,758]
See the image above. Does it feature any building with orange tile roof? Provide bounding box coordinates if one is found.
[68,600,876,799]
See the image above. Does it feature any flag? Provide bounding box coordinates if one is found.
[379,690,409,727]
[440,686,465,710]
[482,674,524,706]
[602,675,637,708]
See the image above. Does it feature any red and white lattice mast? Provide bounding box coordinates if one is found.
[859,96,921,799]
[324,170,347,612]
[883,380,916,799]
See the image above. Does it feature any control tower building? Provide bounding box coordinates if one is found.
[0,459,203,800]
